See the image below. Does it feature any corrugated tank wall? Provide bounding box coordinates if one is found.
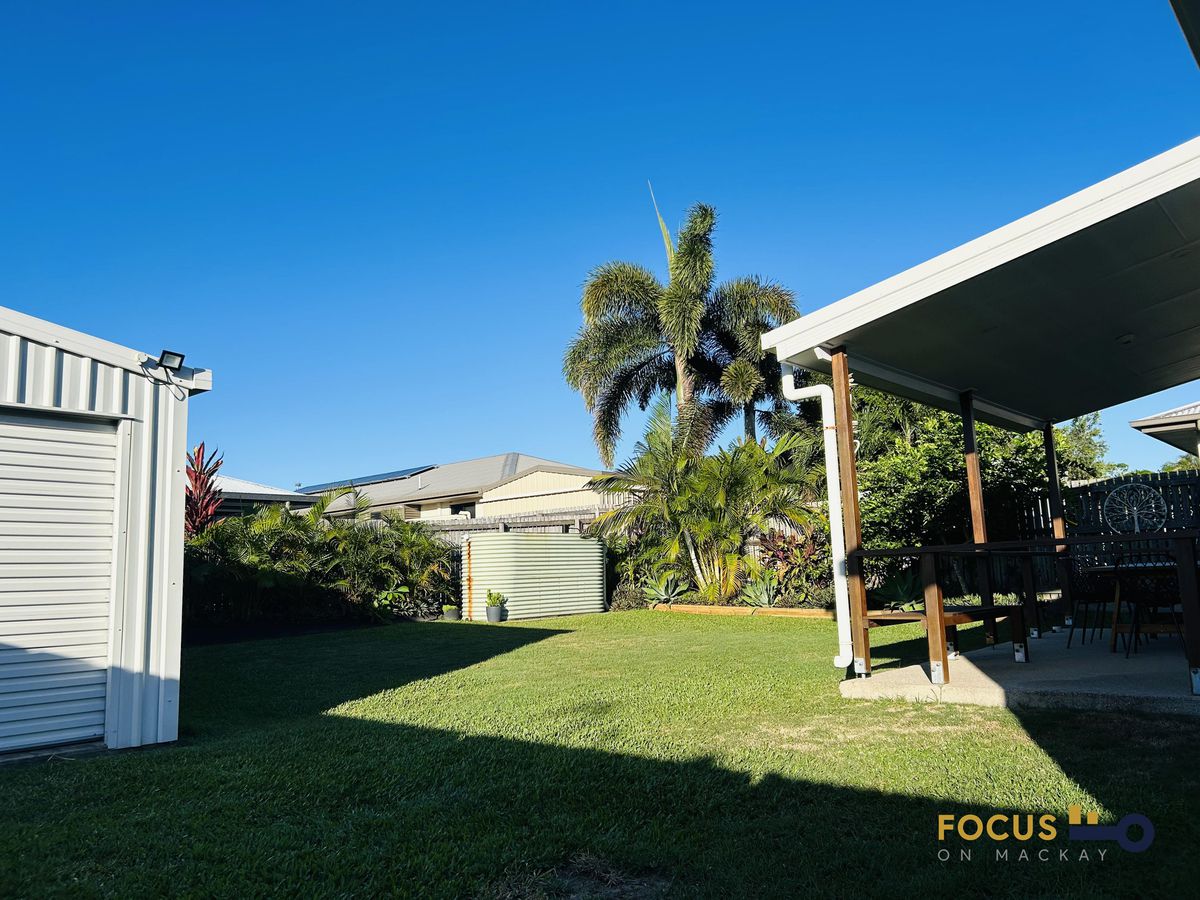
[463,532,606,621]
[0,329,190,749]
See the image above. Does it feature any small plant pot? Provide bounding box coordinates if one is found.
[443,608,461,621]
[486,606,504,623]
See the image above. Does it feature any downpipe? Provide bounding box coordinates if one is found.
[780,368,854,668]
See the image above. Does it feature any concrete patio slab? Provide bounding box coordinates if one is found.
[839,629,1200,715]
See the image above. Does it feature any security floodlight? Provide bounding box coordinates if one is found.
[157,349,186,372]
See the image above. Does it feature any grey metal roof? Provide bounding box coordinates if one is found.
[1130,402,1200,454]
[322,453,601,512]
[1133,401,1200,421]
[214,474,316,504]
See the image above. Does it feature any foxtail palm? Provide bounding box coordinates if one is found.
[564,203,716,466]
[700,276,797,441]
[564,199,798,465]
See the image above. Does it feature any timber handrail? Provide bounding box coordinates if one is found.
[850,530,1200,559]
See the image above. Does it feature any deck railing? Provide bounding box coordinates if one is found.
[848,531,1200,693]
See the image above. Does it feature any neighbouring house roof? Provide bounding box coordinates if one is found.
[299,465,435,494]
[761,135,1200,432]
[308,453,602,512]
[215,474,316,505]
[1130,402,1200,455]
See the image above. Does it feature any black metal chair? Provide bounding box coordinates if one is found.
[1065,554,1116,648]
[1114,558,1184,658]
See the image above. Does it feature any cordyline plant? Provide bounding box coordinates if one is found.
[185,442,224,537]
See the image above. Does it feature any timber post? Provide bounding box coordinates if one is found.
[960,391,997,644]
[830,346,871,677]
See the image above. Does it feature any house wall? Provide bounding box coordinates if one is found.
[0,319,202,751]
[476,471,608,518]
[417,502,455,519]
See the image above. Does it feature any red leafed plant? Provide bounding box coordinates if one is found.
[185,442,224,537]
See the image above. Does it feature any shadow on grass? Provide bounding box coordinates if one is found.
[5,618,1199,896]
[178,620,569,740]
[4,711,1197,897]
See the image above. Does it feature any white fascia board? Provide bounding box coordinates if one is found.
[762,135,1200,357]
[1131,420,1200,435]
[1129,410,1200,429]
[0,303,211,393]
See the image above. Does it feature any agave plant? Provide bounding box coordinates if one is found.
[741,568,780,608]
[641,569,686,605]
[871,566,924,611]
[185,442,224,537]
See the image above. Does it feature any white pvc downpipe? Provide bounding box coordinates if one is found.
[780,368,854,668]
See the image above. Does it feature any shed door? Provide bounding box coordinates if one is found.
[0,411,119,753]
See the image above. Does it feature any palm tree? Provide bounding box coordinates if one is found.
[564,196,798,466]
[699,277,797,441]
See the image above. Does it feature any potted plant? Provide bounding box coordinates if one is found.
[485,590,506,623]
[442,603,461,621]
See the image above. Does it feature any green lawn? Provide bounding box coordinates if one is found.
[3,612,1198,898]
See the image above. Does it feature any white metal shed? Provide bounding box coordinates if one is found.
[462,532,605,621]
[0,305,210,754]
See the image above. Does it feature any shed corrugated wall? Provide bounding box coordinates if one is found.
[463,532,605,621]
[0,326,192,749]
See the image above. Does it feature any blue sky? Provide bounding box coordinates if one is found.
[1,2,1197,485]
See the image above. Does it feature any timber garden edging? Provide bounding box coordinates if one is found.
[651,603,835,619]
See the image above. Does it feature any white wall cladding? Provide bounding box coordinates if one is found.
[462,532,605,621]
[0,315,205,753]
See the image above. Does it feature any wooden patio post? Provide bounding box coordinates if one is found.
[960,391,997,644]
[1043,423,1073,625]
[830,347,871,677]
[1042,424,1067,543]
[921,552,949,685]
[1170,537,1200,695]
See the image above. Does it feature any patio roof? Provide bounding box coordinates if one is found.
[1130,400,1200,454]
[762,136,1200,431]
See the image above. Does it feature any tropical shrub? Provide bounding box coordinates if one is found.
[590,398,817,604]
[758,527,834,608]
[608,578,646,611]
[185,442,223,537]
[183,492,454,627]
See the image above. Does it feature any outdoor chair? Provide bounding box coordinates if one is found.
[1065,552,1117,648]
[1114,559,1185,658]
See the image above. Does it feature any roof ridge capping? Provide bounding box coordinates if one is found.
[0,303,211,393]
[761,134,1200,362]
